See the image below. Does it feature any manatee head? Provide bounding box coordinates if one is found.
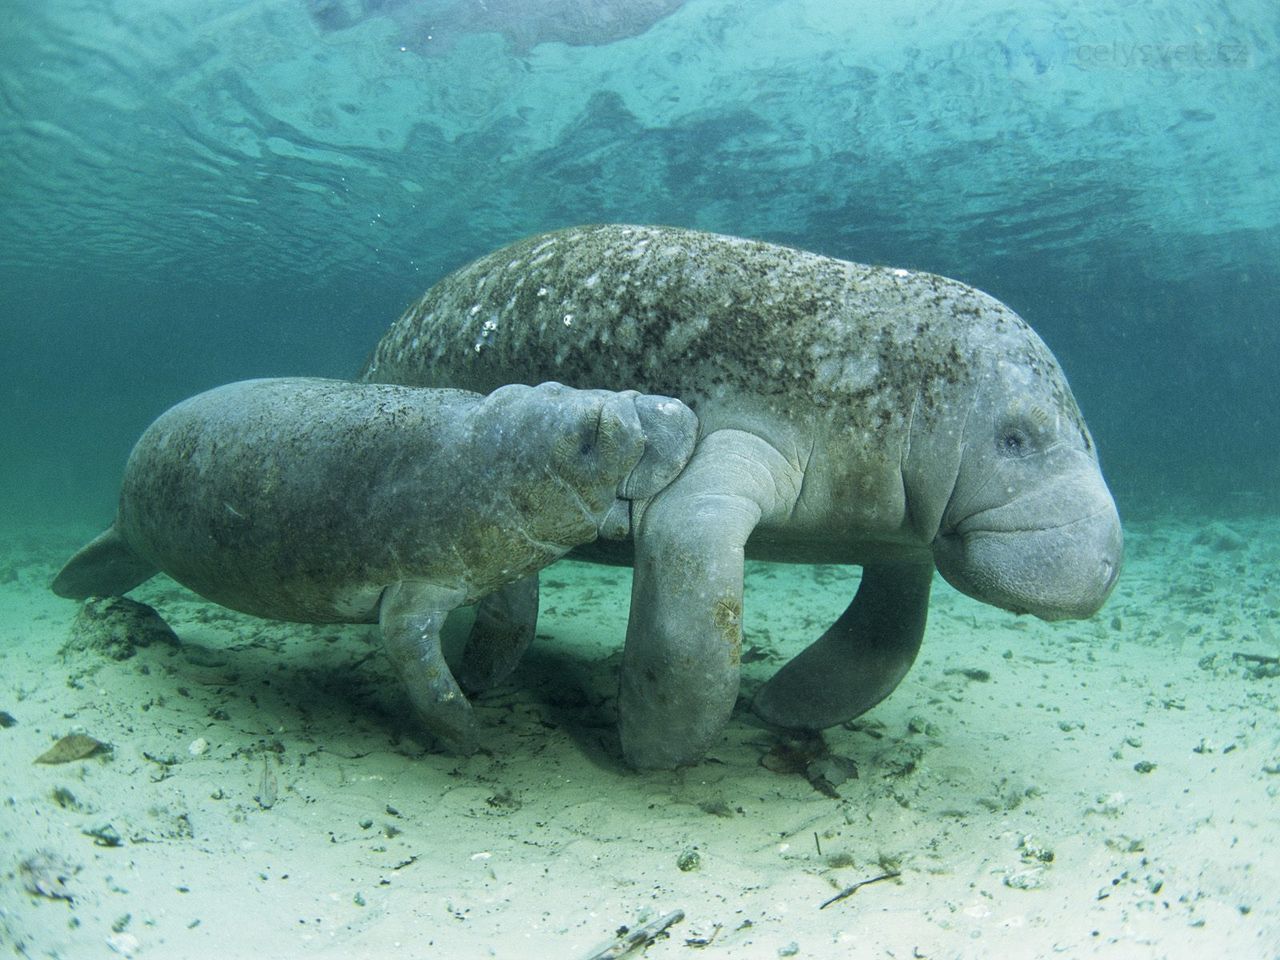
[480,382,698,544]
[923,325,1122,621]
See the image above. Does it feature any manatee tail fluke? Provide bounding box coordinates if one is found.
[52,527,157,599]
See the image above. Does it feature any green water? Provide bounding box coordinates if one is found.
[1,0,1276,526]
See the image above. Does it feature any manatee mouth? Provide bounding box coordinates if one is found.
[934,507,1123,621]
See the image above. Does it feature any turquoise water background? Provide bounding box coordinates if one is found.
[1,0,1276,525]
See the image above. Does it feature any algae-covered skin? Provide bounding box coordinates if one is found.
[363,225,1123,769]
[52,377,698,754]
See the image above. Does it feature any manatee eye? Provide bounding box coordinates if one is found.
[574,406,614,461]
[995,417,1040,459]
[590,406,624,462]
[1000,429,1029,457]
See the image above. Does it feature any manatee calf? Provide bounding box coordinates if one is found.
[362,224,1124,769]
[53,377,698,753]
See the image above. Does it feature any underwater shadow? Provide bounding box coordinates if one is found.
[497,640,631,773]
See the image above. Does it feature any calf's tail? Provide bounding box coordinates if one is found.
[52,527,157,600]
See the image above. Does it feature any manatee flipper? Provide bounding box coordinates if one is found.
[51,526,158,600]
[619,430,800,769]
[378,580,476,754]
[752,562,932,730]
[457,574,539,694]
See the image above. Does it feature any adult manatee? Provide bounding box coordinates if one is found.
[53,377,698,753]
[361,225,1123,769]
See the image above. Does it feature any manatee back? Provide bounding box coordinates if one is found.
[362,225,1045,434]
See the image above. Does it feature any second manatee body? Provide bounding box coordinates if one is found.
[363,224,1123,769]
[53,377,698,753]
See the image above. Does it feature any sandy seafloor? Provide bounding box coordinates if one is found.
[1,515,1277,960]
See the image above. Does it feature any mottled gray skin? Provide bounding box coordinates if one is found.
[53,377,698,754]
[362,224,1124,769]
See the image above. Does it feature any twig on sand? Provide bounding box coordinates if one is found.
[582,910,686,960]
[819,871,901,910]
[1234,651,1279,665]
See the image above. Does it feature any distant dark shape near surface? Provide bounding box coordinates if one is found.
[307,0,688,54]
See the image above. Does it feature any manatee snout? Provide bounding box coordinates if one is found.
[498,383,698,540]
[934,470,1123,621]
[587,391,697,540]
[618,394,699,500]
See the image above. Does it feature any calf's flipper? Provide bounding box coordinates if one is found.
[379,580,476,754]
[458,574,539,693]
